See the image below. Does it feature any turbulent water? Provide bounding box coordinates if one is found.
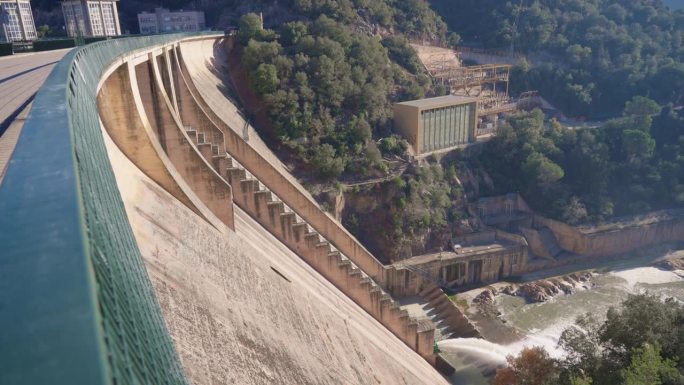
[438,266,684,385]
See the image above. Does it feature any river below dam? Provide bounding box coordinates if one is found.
[437,253,684,384]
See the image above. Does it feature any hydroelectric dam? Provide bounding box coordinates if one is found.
[0,34,457,384]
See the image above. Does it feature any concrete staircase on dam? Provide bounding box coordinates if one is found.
[184,127,436,360]
[415,284,481,341]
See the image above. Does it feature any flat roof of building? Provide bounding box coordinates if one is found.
[395,95,478,110]
[391,243,516,268]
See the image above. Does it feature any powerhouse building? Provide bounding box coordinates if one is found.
[0,0,37,42]
[393,95,478,156]
[138,8,205,35]
[62,0,121,38]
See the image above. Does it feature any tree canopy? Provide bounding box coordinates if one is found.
[431,0,684,117]
[236,4,446,180]
[497,294,684,385]
[477,97,684,223]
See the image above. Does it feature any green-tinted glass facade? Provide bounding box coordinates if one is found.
[420,103,475,153]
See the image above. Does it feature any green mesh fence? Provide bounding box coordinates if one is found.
[0,33,218,385]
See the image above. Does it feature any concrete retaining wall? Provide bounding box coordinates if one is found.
[534,214,684,258]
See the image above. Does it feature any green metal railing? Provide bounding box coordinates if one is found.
[0,33,217,385]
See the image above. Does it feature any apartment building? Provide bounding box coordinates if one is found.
[62,0,121,38]
[0,0,37,42]
[138,7,205,35]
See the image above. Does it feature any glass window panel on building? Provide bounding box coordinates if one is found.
[1,1,37,41]
[62,1,120,37]
[419,103,475,153]
[88,3,103,36]
[421,111,427,152]
[444,107,448,145]
[101,3,116,36]
[436,108,443,149]
[19,2,35,38]
[429,109,436,151]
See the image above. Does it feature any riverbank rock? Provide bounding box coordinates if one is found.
[517,282,555,302]
[508,272,593,303]
[502,285,517,295]
[473,289,496,305]
[653,257,684,271]
[472,288,501,318]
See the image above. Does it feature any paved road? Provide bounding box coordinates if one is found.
[0,49,71,183]
[0,49,71,126]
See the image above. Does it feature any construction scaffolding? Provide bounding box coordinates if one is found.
[434,64,511,97]
[413,44,541,137]
[421,51,516,120]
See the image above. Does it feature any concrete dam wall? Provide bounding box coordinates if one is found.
[95,35,444,383]
[0,34,449,385]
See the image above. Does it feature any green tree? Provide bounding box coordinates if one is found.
[624,96,661,118]
[621,344,678,385]
[570,376,593,385]
[561,196,588,225]
[37,24,50,38]
[600,295,683,367]
[241,40,281,70]
[237,13,263,45]
[447,32,461,48]
[280,21,308,46]
[522,152,565,189]
[622,129,655,160]
[311,144,346,179]
[250,64,279,95]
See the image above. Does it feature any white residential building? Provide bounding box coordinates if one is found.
[62,0,121,38]
[138,8,205,35]
[0,0,37,42]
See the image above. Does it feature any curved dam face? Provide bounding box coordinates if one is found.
[97,35,446,385]
[0,34,448,385]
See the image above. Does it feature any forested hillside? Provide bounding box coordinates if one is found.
[431,0,684,117]
[235,4,446,180]
[423,0,684,222]
[30,0,684,235]
[232,2,459,259]
[476,101,684,223]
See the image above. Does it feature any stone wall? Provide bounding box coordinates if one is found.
[534,214,684,258]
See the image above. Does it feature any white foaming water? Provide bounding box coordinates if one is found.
[439,322,569,364]
[506,322,569,358]
[437,324,571,384]
[439,263,684,384]
[438,338,509,365]
[609,267,683,289]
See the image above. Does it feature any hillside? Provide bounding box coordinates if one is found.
[430,0,684,117]
[226,2,468,260]
[424,0,684,222]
